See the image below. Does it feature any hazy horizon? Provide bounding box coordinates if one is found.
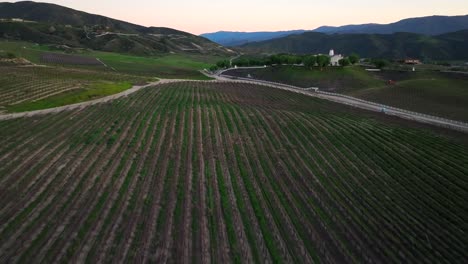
[6,0,468,34]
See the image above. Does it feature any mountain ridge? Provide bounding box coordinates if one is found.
[0,1,233,55]
[202,15,468,46]
[200,30,307,46]
[239,30,468,60]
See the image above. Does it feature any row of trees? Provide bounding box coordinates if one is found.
[211,53,392,71]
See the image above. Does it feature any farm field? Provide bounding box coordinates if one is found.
[0,82,467,263]
[0,40,223,79]
[224,65,382,92]
[349,72,468,122]
[0,65,151,112]
[225,65,468,122]
[40,52,103,66]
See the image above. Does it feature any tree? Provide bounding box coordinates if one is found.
[372,59,389,69]
[269,55,282,65]
[339,58,351,66]
[349,53,360,64]
[316,55,331,68]
[216,60,230,69]
[303,55,317,69]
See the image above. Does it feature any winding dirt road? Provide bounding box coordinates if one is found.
[0,79,184,121]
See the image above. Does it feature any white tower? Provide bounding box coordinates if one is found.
[329,49,335,56]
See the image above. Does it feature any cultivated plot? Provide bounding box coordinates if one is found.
[0,82,467,263]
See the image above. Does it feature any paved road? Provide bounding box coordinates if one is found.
[209,70,468,133]
[1,71,467,133]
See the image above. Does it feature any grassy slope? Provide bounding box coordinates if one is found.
[0,40,222,79]
[225,65,468,122]
[88,51,218,79]
[0,64,152,112]
[225,65,382,92]
[0,40,223,112]
[350,76,468,122]
[5,81,132,112]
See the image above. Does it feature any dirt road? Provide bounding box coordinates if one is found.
[0,79,184,121]
[1,73,467,133]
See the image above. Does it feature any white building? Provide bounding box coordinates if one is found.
[329,49,343,66]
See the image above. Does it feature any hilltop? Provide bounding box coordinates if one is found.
[0,1,233,56]
[202,15,468,47]
[313,15,468,35]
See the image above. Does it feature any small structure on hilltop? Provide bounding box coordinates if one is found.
[329,49,344,66]
[400,58,422,65]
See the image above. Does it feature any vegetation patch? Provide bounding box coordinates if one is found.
[224,65,382,92]
[6,81,132,112]
[0,82,466,263]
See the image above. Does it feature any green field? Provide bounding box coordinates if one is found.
[0,82,466,263]
[0,40,223,79]
[225,65,468,122]
[0,65,152,112]
[225,65,383,92]
[5,81,133,112]
[350,75,468,122]
[0,40,225,112]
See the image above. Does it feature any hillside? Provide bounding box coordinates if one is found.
[313,15,468,35]
[202,15,468,47]
[240,30,468,60]
[200,30,307,46]
[223,65,468,122]
[0,1,233,56]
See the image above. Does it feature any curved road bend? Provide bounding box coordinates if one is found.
[211,71,468,133]
[0,79,184,121]
[1,72,467,134]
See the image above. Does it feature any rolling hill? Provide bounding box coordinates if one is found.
[0,1,233,56]
[313,15,468,35]
[240,30,468,60]
[202,15,468,47]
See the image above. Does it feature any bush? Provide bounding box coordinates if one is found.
[372,58,390,69]
[349,53,360,64]
[303,55,317,68]
[317,55,331,68]
[216,60,230,69]
[0,52,16,59]
[339,58,351,67]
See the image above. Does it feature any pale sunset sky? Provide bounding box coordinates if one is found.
[11,0,468,34]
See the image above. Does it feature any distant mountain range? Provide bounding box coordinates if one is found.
[200,30,307,47]
[0,1,233,56]
[240,30,468,60]
[202,15,468,46]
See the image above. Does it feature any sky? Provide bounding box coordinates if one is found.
[11,0,468,34]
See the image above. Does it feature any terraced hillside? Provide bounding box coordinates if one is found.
[0,82,467,263]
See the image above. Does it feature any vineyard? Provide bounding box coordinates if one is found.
[0,82,467,263]
[0,65,149,110]
[40,53,104,66]
[224,66,468,122]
